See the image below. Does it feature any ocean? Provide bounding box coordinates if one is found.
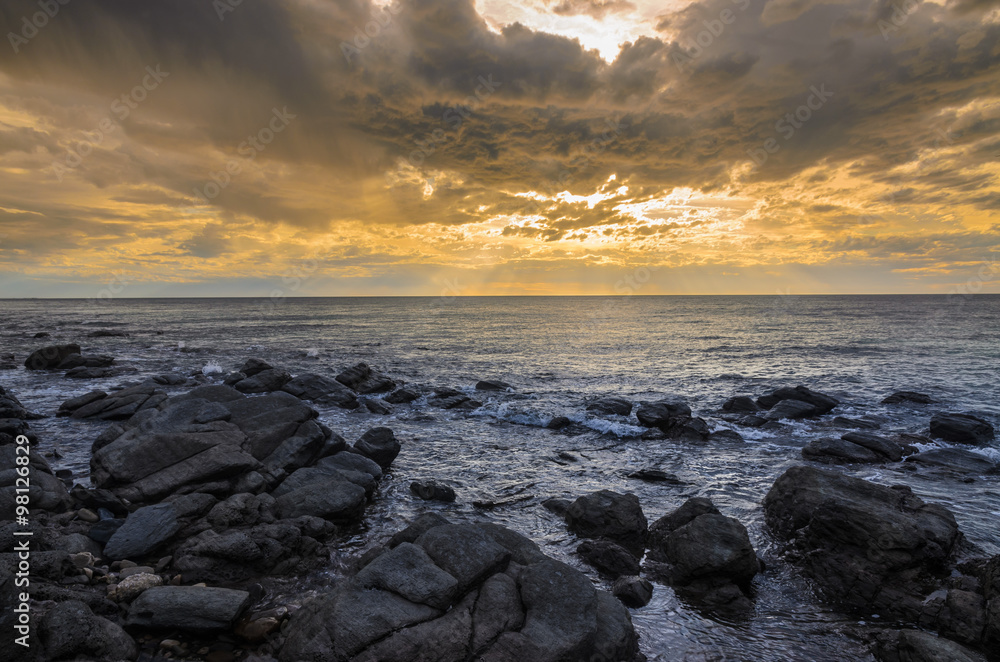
[3,295,999,660]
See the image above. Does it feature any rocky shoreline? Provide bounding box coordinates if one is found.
[1,343,999,661]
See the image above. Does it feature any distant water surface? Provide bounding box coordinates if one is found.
[2,295,999,661]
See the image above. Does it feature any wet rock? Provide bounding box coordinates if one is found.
[39,600,137,661]
[281,373,359,409]
[57,353,115,369]
[542,497,572,516]
[476,379,512,391]
[627,468,683,483]
[319,450,382,481]
[387,512,452,548]
[126,585,251,633]
[87,519,125,545]
[722,396,760,413]
[238,358,273,377]
[274,479,366,522]
[64,366,114,379]
[24,343,81,370]
[833,416,881,429]
[280,517,638,662]
[410,480,457,502]
[0,445,72,512]
[873,629,986,662]
[738,414,767,427]
[929,413,995,446]
[353,427,401,470]
[104,502,182,561]
[709,429,744,443]
[767,385,839,414]
[587,397,632,417]
[89,386,332,503]
[88,329,128,338]
[234,368,292,394]
[765,398,818,420]
[565,490,648,556]
[0,385,29,419]
[647,497,758,613]
[63,384,166,421]
[647,497,720,555]
[337,362,396,394]
[428,389,481,410]
[577,539,641,578]
[356,542,459,609]
[612,576,653,608]
[361,397,392,415]
[842,431,904,461]
[802,437,882,464]
[546,416,571,430]
[636,400,691,426]
[763,465,960,620]
[385,387,419,404]
[882,391,937,405]
[905,448,1000,475]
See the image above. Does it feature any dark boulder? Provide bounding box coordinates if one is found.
[57,353,115,369]
[770,385,839,414]
[722,396,760,413]
[38,600,137,661]
[587,397,632,417]
[279,517,638,662]
[126,586,251,633]
[337,363,396,394]
[0,386,29,419]
[385,388,419,404]
[64,366,115,379]
[103,502,182,561]
[565,490,647,556]
[234,368,292,394]
[238,358,273,377]
[905,448,1000,475]
[577,539,641,578]
[353,427,401,470]
[476,380,512,391]
[842,431,904,461]
[274,479,366,522]
[410,480,456,502]
[24,343,81,370]
[873,629,986,662]
[882,391,937,405]
[635,400,691,427]
[647,498,759,614]
[802,437,883,464]
[763,465,960,620]
[612,576,653,608]
[929,413,995,446]
[61,384,166,421]
[282,373,359,409]
[765,399,818,420]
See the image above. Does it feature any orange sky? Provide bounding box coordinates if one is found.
[0,0,998,296]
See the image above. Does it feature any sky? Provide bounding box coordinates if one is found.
[0,0,998,297]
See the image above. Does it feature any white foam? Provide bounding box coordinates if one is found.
[202,363,224,375]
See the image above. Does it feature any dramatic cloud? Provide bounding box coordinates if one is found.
[0,0,997,296]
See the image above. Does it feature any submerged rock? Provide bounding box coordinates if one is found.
[410,480,457,502]
[882,391,937,405]
[929,413,995,446]
[587,397,632,417]
[873,629,986,662]
[476,379,512,391]
[577,539,641,578]
[721,396,760,413]
[765,399,819,420]
[279,517,639,662]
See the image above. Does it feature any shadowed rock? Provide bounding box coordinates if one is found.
[929,413,995,446]
[565,490,647,556]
